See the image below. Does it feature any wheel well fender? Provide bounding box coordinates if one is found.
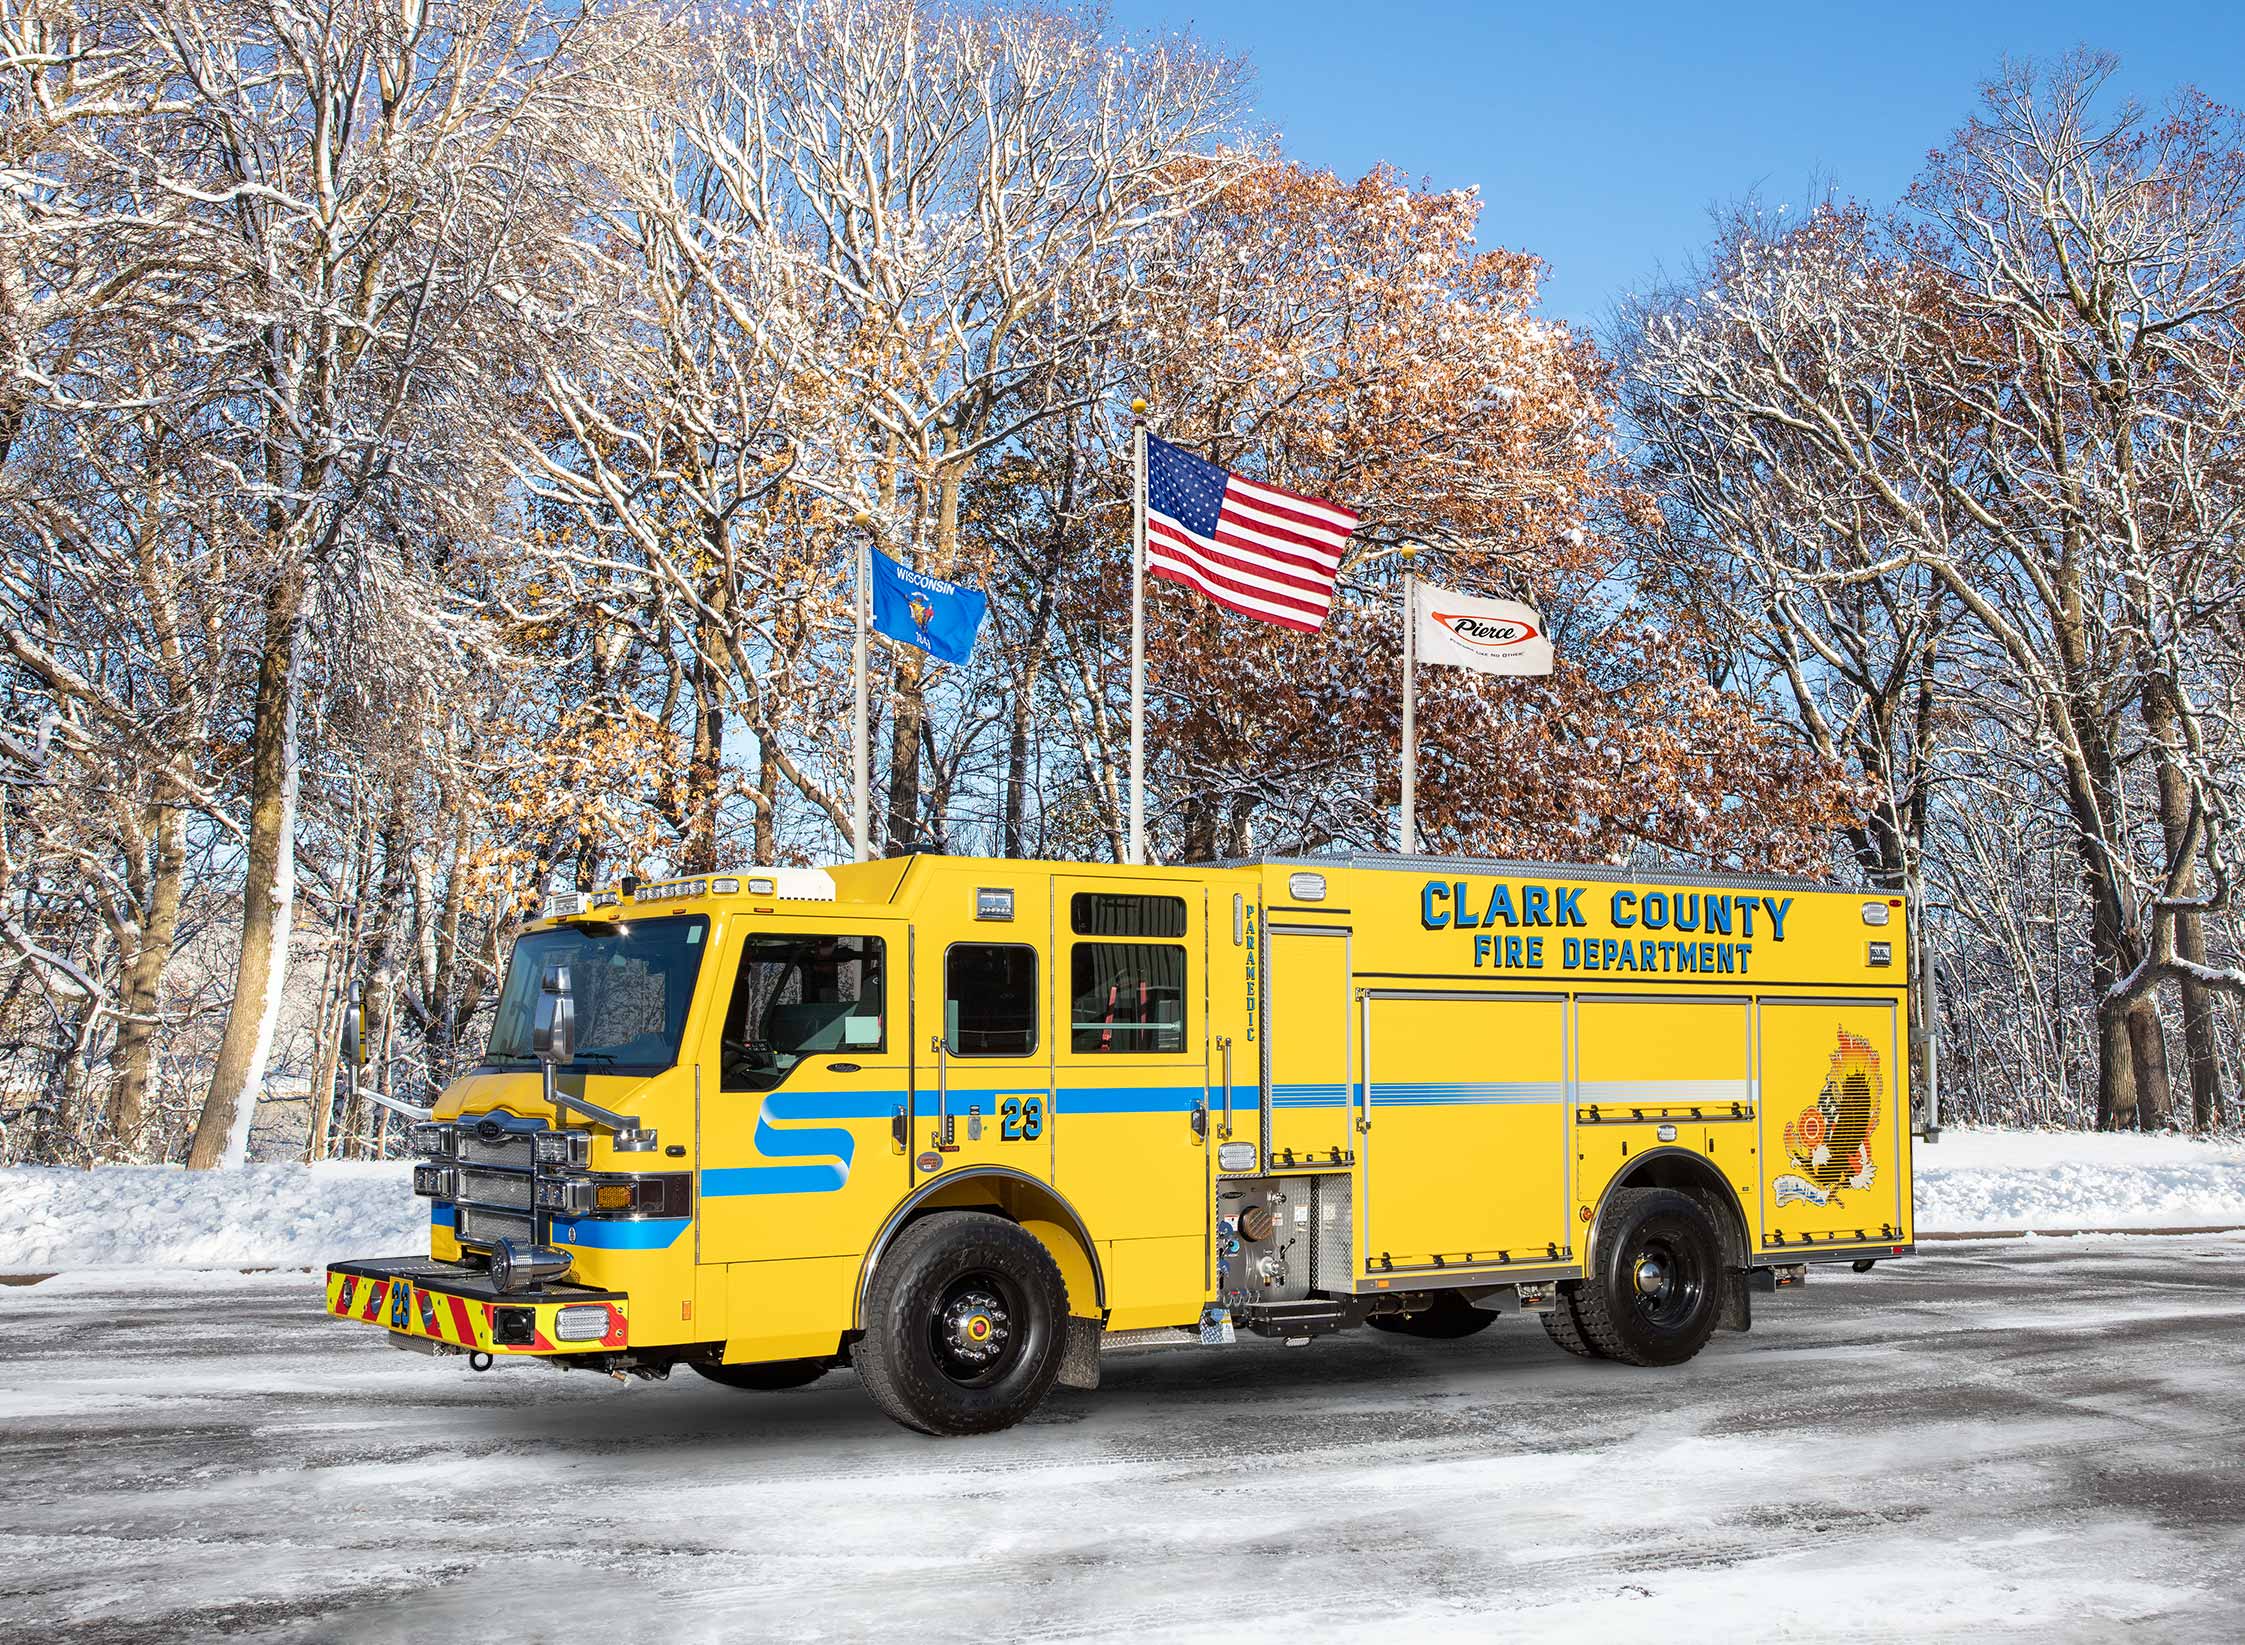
[1589,1147,1751,1273]
[853,1167,1105,1328]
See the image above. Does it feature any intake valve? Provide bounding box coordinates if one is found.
[1239,1204,1277,1243]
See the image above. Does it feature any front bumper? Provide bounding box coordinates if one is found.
[326,1256,629,1355]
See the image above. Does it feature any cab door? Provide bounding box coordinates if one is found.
[911,920,1055,1189]
[1265,924,1355,1168]
[696,917,911,1265]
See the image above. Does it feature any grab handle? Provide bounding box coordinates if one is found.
[929,1035,956,1150]
[1218,1035,1234,1139]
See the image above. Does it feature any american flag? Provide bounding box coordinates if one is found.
[1143,434,1358,633]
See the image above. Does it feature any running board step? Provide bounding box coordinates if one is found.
[1099,1326,1200,1351]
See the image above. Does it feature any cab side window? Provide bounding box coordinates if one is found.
[723,934,884,1092]
[945,944,1037,1056]
[1069,893,1188,1054]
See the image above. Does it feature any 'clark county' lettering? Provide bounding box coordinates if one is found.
[1418,880,1793,975]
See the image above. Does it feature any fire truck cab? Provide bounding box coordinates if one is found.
[325,852,1915,1435]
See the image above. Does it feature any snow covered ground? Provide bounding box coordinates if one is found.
[5,1129,2244,1273]
[1916,1128,2245,1233]
[0,1161,419,1271]
[1,1240,2241,1642]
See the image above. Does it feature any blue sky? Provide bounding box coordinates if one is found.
[1113,2,2243,331]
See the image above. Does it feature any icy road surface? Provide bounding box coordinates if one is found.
[3,1242,2242,1643]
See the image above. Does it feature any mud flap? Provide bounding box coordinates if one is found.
[1057,1315,1102,1391]
[1720,1268,1752,1333]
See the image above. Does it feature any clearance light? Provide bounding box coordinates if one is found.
[553,1304,613,1343]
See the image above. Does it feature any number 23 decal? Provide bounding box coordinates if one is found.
[1000,1096,1045,1141]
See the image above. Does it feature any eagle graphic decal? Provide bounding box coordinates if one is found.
[1774,1028,1882,1208]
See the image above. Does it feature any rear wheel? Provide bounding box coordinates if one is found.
[1575,1188,1724,1368]
[1367,1293,1498,1339]
[853,1211,1066,1436]
[691,1357,831,1392]
[1539,1285,1605,1360]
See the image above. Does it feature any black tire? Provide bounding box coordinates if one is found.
[691,1357,831,1392]
[1367,1293,1498,1339]
[1539,1284,1605,1360]
[1574,1187,1724,1368]
[853,1211,1066,1436]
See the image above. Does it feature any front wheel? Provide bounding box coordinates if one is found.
[853,1211,1067,1436]
[1573,1188,1724,1367]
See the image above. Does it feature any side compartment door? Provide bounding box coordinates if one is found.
[1362,993,1572,1274]
[1756,998,1908,1251]
[697,919,910,1265]
[1572,995,1754,1229]
[1265,925,1354,1168]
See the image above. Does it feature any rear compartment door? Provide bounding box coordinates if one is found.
[1361,992,1572,1274]
[1755,998,1908,1251]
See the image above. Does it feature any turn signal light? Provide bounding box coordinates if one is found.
[594,1185,633,1211]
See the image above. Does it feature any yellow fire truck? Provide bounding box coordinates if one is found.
[325,853,1915,1434]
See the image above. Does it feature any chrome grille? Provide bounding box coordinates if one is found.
[458,1168,532,1211]
[458,1132,533,1169]
[458,1207,533,1249]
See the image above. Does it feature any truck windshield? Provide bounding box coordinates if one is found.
[485,915,708,1074]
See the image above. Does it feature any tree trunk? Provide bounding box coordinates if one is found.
[187,570,308,1170]
[2143,673,2227,1129]
[2094,991,2137,1131]
[680,560,729,874]
[108,799,186,1153]
[884,646,926,854]
[2176,911,2226,1129]
[2125,999,2174,1131]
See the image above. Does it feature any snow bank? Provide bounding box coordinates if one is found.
[0,1162,421,1272]
[1915,1127,2245,1232]
[5,1129,2245,1272]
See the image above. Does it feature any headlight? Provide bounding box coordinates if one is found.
[553,1304,614,1342]
[413,1164,456,1199]
[411,1122,454,1159]
[534,1177,594,1215]
[533,1130,589,1168]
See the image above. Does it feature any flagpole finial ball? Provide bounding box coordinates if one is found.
[1131,398,1148,416]
[1400,542,1420,561]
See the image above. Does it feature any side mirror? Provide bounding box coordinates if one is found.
[532,961,576,1065]
[341,983,364,1068]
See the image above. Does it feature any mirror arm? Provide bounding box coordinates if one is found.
[359,1088,433,1124]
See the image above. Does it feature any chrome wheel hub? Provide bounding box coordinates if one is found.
[941,1289,1009,1365]
[1633,1254,1670,1299]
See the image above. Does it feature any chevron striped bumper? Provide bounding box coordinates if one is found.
[325,1257,629,1355]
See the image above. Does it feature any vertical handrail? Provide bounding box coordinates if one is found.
[929,1035,951,1147]
[1218,1035,1234,1139]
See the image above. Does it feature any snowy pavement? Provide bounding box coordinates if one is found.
[3,1240,2243,1642]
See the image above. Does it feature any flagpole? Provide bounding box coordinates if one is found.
[1128,399,1148,867]
[1400,542,1418,855]
[850,510,871,863]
